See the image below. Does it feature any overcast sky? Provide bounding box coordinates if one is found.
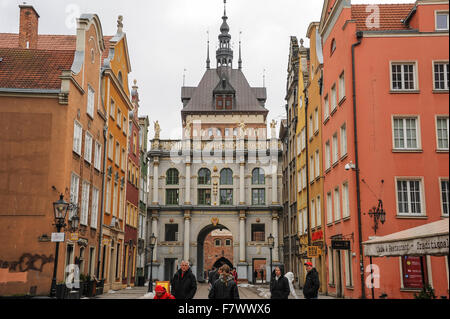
[1,0,412,140]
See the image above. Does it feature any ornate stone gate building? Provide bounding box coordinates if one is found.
[146,1,283,283]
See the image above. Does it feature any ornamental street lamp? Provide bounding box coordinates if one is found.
[368,199,386,234]
[147,233,157,293]
[268,233,274,281]
[50,194,70,298]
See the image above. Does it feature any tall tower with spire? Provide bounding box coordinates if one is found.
[216,0,233,69]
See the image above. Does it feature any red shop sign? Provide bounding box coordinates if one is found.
[402,256,427,289]
[312,230,323,241]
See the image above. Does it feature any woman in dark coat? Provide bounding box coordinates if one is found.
[270,267,290,299]
[208,265,240,299]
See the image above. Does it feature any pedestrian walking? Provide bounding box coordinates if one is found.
[284,272,299,299]
[259,269,265,284]
[208,267,220,289]
[253,269,258,284]
[269,267,290,299]
[170,260,197,299]
[154,285,175,300]
[303,261,320,299]
[208,264,240,299]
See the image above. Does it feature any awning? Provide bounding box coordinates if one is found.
[363,219,449,257]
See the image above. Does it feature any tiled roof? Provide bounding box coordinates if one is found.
[351,4,415,31]
[0,48,74,89]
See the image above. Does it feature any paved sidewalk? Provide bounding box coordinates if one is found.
[92,286,149,299]
[243,283,336,299]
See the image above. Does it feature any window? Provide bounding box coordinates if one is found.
[215,239,222,247]
[166,189,179,205]
[70,173,80,207]
[115,141,120,166]
[225,239,232,246]
[331,38,336,54]
[393,118,419,150]
[216,95,224,110]
[220,168,233,185]
[327,192,332,224]
[309,115,313,138]
[315,150,320,178]
[331,84,337,112]
[252,189,265,205]
[83,132,92,163]
[401,256,428,289]
[112,182,118,217]
[328,246,334,284]
[433,62,449,90]
[225,128,230,137]
[106,178,111,213]
[334,187,341,221]
[297,169,302,192]
[91,187,99,229]
[208,128,213,137]
[166,169,179,185]
[339,72,345,101]
[217,129,222,137]
[119,188,124,220]
[309,156,314,183]
[340,124,347,156]
[80,181,90,226]
[123,116,127,135]
[73,121,83,155]
[344,250,353,287]
[316,196,322,227]
[121,148,126,171]
[252,168,265,185]
[87,85,95,118]
[311,199,316,228]
[88,247,95,277]
[198,189,211,205]
[397,179,424,215]
[108,135,114,160]
[165,224,178,242]
[117,109,122,128]
[110,99,115,119]
[441,179,449,216]
[251,224,265,242]
[220,189,233,205]
[198,168,211,185]
[94,141,102,171]
[342,182,350,219]
[325,141,331,170]
[302,166,306,190]
[391,63,416,90]
[314,108,319,133]
[301,128,306,151]
[324,95,329,120]
[332,133,338,163]
[437,117,449,150]
[435,12,449,31]
[297,134,301,156]
[233,128,238,137]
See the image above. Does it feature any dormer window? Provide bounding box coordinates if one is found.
[216,94,233,110]
[216,95,224,110]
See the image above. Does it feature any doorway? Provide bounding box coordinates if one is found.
[252,258,267,284]
[164,258,177,281]
[336,250,343,298]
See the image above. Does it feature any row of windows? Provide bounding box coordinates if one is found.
[324,123,347,171]
[105,177,125,219]
[73,120,102,171]
[126,202,138,228]
[165,188,267,206]
[70,173,100,229]
[166,168,266,186]
[193,127,266,138]
[108,134,127,171]
[128,161,140,188]
[214,238,232,247]
[109,99,128,136]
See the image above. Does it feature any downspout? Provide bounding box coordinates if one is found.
[285,103,292,272]
[97,122,108,279]
[304,90,311,247]
[352,30,365,299]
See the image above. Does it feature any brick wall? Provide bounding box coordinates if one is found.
[203,232,233,271]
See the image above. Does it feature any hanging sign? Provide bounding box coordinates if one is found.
[51,232,65,242]
[307,246,320,258]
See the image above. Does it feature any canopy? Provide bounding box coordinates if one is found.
[363,219,449,257]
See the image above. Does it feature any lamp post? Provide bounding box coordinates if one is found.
[368,199,386,234]
[50,194,70,297]
[147,233,157,293]
[268,233,274,281]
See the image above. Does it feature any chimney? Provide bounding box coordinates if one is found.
[19,4,40,49]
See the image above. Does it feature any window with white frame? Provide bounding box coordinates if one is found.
[309,115,313,138]
[334,187,341,221]
[332,133,339,163]
[303,208,307,233]
[80,181,90,226]
[311,199,316,228]
[396,179,424,215]
[298,170,302,192]
[435,11,449,31]
[314,108,319,133]
[119,188,124,220]
[342,182,350,219]
[117,108,122,128]
[94,141,102,171]
[123,116,127,135]
[340,124,347,156]
[339,72,345,101]
[70,173,80,207]
[433,62,449,90]
[299,210,303,235]
[297,134,301,156]
[310,156,314,183]
[436,117,449,150]
[73,121,83,155]
[84,132,93,163]
[315,149,320,178]
[106,178,111,214]
[113,182,118,217]
[108,135,114,159]
[115,141,120,166]
[317,196,322,227]
[110,99,115,119]
[121,148,126,171]
[325,140,331,170]
[87,85,95,118]
[91,187,99,229]
[302,167,307,190]
[328,246,335,284]
[301,128,306,151]
[324,95,329,120]
[393,117,419,150]
[331,84,337,111]
[327,191,332,224]
[344,250,353,287]
[441,179,449,216]
[391,63,416,91]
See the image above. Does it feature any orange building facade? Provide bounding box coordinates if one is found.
[320,0,449,299]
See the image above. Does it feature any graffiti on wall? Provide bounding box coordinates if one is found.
[0,253,55,273]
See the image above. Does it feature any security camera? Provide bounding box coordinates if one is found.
[345,162,355,171]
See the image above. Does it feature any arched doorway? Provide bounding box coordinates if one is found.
[213,257,233,269]
[196,223,232,282]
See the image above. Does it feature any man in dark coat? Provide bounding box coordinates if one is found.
[170,260,197,299]
[303,262,320,299]
[208,265,240,299]
[270,267,290,299]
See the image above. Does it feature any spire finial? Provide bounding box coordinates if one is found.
[224,0,227,17]
[238,31,242,70]
[206,30,210,69]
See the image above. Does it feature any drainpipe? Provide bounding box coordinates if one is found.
[285,103,292,273]
[304,91,311,247]
[352,30,365,299]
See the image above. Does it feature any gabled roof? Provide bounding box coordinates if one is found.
[0,48,74,89]
[351,4,415,31]
[181,69,268,115]
[0,33,77,50]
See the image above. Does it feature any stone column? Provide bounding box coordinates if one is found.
[239,163,245,205]
[272,212,279,262]
[184,212,191,261]
[152,161,159,205]
[272,163,278,204]
[185,163,191,204]
[239,212,246,262]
